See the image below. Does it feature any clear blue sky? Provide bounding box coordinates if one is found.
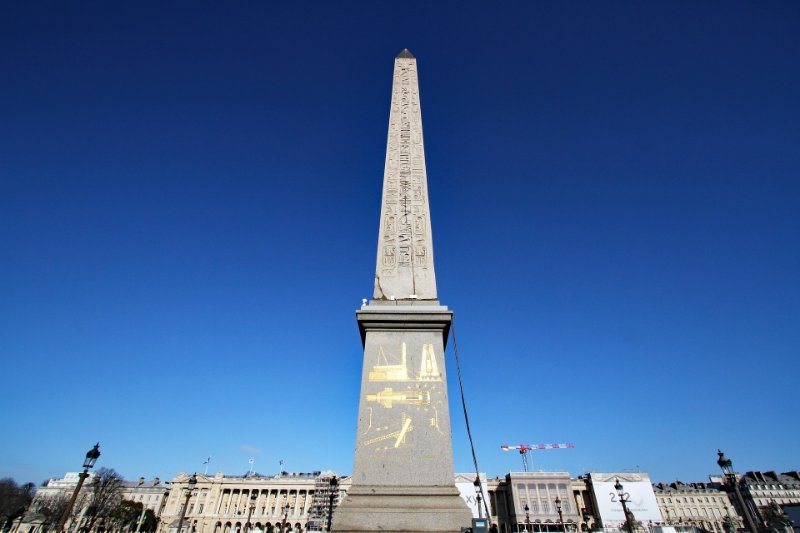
[2,1,798,486]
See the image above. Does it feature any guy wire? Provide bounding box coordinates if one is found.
[451,317,492,523]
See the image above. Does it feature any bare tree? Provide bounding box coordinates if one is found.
[0,478,35,530]
[81,468,125,532]
[107,500,157,533]
[33,493,75,530]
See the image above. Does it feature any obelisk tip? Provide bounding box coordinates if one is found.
[396,48,415,59]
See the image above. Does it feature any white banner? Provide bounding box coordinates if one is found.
[456,475,491,519]
[590,473,662,526]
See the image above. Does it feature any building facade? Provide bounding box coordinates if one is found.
[13,472,169,533]
[736,471,800,529]
[653,481,739,532]
[157,472,350,533]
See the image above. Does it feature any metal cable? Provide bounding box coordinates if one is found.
[450,317,492,523]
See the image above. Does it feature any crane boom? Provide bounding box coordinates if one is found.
[500,443,574,472]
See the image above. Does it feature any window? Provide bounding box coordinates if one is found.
[532,502,539,513]
[542,501,549,513]
[199,504,204,514]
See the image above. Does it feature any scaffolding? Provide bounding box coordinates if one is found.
[306,474,340,531]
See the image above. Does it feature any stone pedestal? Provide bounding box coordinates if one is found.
[332,303,471,533]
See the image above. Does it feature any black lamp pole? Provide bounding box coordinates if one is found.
[281,504,289,533]
[326,476,338,532]
[717,450,758,533]
[474,476,483,519]
[56,443,100,533]
[245,492,257,533]
[524,503,530,533]
[614,479,634,533]
[175,473,197,533]
[555,496,566,533]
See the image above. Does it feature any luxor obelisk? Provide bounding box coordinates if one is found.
[332,50,472,533]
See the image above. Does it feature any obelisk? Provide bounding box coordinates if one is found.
[332,50,472,533]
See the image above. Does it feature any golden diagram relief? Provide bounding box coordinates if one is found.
[361,342,445,451]
[367,342,441,383]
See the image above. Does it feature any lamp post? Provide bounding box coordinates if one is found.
[134,507,147,533]
[555,496,566,533]
[717,450,758,533]
[56,443,101,533]
[175,473,197,533]
[614,479,634,533]
[581,511,591,533]
[245,492,257,533]
[280,502,291,533]
[326,476,338,532]
[474,476,483,519]
[524,503,530,533]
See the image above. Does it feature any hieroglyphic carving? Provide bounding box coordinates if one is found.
[374,55,438,299]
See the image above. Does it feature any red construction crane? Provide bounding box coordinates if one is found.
[500,443,575,472]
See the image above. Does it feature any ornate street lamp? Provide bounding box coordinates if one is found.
[717,450,758,533]
[555,496,566,533]
[175,473,197,533]
[326,476,339,532]
[56,443,101,533]
[581,509,592,533]
[245,492,258,533]
[524,503,530,533]
[614,479,634,533]
[280,502,291,533]
[473,476,484,519]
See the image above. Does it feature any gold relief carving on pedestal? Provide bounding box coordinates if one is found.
[368,344,409,382]
[361,413,413,450]
[366,387,431,408]
[361,342,444,452]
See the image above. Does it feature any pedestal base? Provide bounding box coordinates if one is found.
[332,484,472,533]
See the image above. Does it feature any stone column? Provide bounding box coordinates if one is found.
[333,49,470,533]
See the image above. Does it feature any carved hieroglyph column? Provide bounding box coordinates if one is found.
[333,50,471,533]
[373,48,437,302]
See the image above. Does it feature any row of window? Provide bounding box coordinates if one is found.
[180,503,309,517]
[518,500,572,515]
[130,494,160,502]
[749,483,799,490]
[664,507,726,518]
[657,495,725,504]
